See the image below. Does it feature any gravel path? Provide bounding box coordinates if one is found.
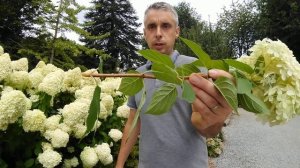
[213,109,300,168]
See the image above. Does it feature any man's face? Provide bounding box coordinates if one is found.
[143,9,180,55]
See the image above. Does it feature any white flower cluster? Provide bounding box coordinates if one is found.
[116,104,130,118]
[80,143,113,167]
[0,45,129,167]
[238,38,300,125]
[108,129,123,142]
[22,109,46,132]
[38,149,62,168]
[0,90,31,130]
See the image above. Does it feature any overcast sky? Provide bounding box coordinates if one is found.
[65,0,235,41]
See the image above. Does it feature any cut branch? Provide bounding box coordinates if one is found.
[82,73,208,80]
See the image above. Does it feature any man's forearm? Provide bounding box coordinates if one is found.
[116,110,140,168]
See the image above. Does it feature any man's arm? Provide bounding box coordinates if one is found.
[189,70,233,138]
[116,109,140,168]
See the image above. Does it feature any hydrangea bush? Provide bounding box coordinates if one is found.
[0,45,138,168]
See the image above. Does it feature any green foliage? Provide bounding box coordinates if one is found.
[145,83,178,115]
[217,1,261,57]
[182,81,196,103]
[82,0,144,72]
[138,50,174,68]
[118,70,144,96]
[85,85,101,136]
[152,63,182,85]
[256,0,300,62]
[174,2,233,60]
[214,77,238,112]
[0,0,49,56]
[119,37,270,117]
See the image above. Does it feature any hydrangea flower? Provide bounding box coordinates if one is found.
[28,69,44,89]
[80,146,99,168]
[238,38,300,125]
[108,129,123,142]
[6,71,30,90]
[0,53,12,81]
[22,109,46,132]
[94,143,113,165]
[41,142,53,151]
[44,115,62,131]
[44,128,70,148]
[38,69,64,96]
[11,58,28,72]
[72,124,87,139]
[61,99,90,127]
[75,85,96,100]
[101,94,114,115]
[81,69,101,87]
[0,90,30,130]
[38,149,62,168]
[116,104,130,118]
[62,67,82,93]
[100,78,121,96]
[63,157,79,168]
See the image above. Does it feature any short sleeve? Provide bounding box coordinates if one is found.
[127,95,137,109]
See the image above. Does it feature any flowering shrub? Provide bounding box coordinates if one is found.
[238,38,300,125]
[0,45,138,168]
[206,133,224,158]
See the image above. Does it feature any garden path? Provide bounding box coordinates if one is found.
[213,109,300,168]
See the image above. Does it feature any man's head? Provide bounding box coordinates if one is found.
[143,2,180,55]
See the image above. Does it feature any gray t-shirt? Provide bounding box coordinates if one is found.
[127,51,208,168]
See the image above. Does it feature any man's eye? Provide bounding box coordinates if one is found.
[162,24,170,29]
[148,25,156,30]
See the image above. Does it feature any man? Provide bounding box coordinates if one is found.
[116,2,232,168]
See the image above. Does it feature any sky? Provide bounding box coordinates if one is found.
[66,0,235,42]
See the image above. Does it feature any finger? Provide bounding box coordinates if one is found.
[208,69,235,82]
[191,86,220,110]
[189,73,225,105]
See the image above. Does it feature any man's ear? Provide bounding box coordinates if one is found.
[176,26,180,38]
[143,28,146,40]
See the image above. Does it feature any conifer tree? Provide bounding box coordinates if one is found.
[82,0,144,72]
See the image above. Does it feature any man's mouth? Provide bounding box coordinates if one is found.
[154,43,164,49]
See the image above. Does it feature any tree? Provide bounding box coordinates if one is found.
[217,1,260,57]
[257,0,300,62]
[0,0,48,56]
[82,0,144,73]
[19,0,108,70]
[174,2,233,59]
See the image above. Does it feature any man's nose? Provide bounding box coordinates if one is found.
[155,27,162,38]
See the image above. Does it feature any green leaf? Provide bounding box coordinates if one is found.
[210,60,229,71]
[214,77,238,112]
[34,92,52,115]
[237,77,253,94]
[238,93,269,114]
[176,63,200,76]
[138,49,174,68]
[224,59,254,74]
[254,56,265,75]
[179,37,211,67]
[85,85,101,135]
[145,83,178,115]
[24,159,35,168]
[182,80,196,103]
[152,63,182,84]
[127,88,146,141]
[118,70,144,96]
